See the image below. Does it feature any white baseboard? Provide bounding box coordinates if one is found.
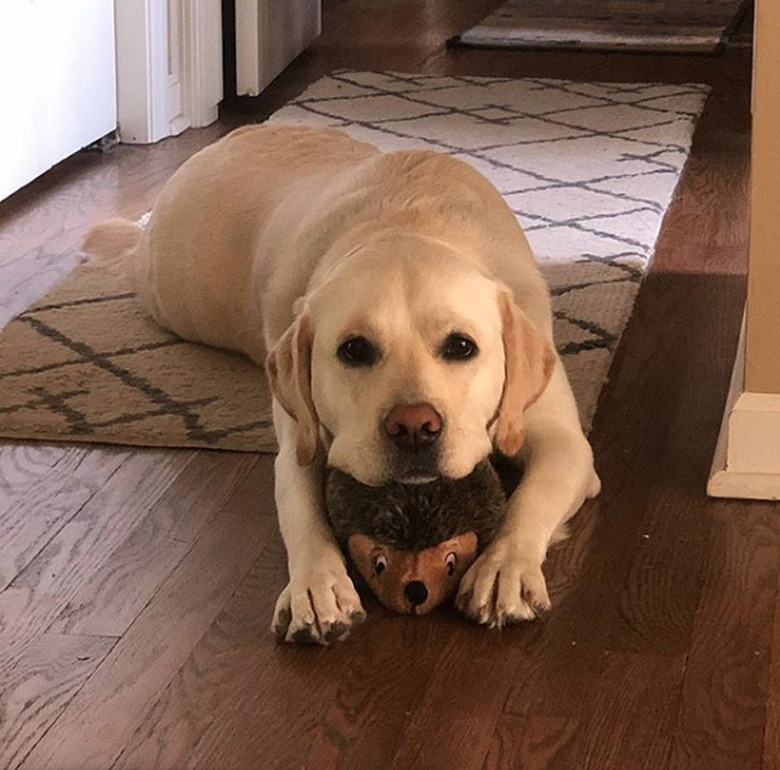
[708,318,780,500]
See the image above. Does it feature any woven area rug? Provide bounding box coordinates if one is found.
[452,0,750,53]
[0,71,710,452]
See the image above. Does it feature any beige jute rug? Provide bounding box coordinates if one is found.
[0,71,710,452]
[0,264,275,452]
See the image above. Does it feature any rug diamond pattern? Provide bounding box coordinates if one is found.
[0,72,709,450]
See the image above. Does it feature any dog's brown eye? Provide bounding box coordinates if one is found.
[441,333,478,361]
[445,552,457,576]
[338,336,380,367]
[373,554,388,576]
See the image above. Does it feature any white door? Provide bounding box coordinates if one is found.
[0,0,117,202]
[236,0,321,97]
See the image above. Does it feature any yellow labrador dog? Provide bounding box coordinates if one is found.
[84,125,600,644]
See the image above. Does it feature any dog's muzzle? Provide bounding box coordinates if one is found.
[383,402,443,483]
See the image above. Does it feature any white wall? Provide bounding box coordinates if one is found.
[0,0,117,201]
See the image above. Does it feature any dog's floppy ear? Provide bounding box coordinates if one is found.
[266,314,319,465]
[495,292,556,457]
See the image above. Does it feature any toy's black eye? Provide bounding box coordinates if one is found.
[445,552,457,576]
[337,336,380,368]
[373,553,388,576]
[441,333,478,362]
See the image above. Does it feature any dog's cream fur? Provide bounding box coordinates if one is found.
[84,125,600,643]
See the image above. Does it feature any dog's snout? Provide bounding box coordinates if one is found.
[384,403,442,448]
[404,580,429,607]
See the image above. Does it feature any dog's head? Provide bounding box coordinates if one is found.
[267,233,555,485]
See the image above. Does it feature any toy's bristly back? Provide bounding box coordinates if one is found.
[325,460,507,552]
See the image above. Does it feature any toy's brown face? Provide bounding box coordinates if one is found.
[347,531,479,615]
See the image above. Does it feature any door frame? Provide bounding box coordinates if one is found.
[708,0,780,499]
[115,0,223,144]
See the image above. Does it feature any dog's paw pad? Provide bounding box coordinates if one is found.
[291,626,322,646]
[323,622,350,643]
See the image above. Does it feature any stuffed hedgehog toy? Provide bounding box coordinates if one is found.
[325,460,507,615]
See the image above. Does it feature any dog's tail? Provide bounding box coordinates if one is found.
[81,218,143,272]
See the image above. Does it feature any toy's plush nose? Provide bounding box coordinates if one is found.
[384,403,442,448]
[404,580,429,607]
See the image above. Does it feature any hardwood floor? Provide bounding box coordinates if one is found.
[0,1,765,768]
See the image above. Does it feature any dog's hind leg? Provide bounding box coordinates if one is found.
[81,218,143,271]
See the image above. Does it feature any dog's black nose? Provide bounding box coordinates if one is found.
[384,403,442,448]
[404,580,429,607]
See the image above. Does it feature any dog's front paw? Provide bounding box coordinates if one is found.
[272,563,366,645]
[456,539,550,628]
